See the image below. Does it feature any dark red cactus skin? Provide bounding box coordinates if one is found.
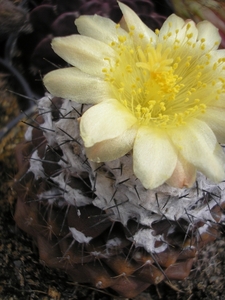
[13,96,224,298]
[14,0,173,96]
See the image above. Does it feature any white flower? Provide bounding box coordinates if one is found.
[44,2,225,189]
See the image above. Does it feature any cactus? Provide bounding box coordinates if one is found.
[12,1,225,298]
[13,94,225,298]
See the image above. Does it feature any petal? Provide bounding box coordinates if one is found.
[85,126,137,162]
[170,119,225,182]
[166,155,196,188]
[43,67,110,104]
[201,8,225,36]
[118,2,157,45]
[75,14,128,43]
[133,127,177,190]
[197,20,221,51]
[160,14,185,34]
[52,35,115,76]
[158,14,187,44]
[199,107,225,143]
[195,49,225,74]
[80,99,137,148]
[214,97,225,107]
[206,49,225,76]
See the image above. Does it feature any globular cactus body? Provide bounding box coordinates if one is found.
[14,94,225,298]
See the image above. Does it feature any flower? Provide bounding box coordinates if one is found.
[44,2,225,190]
[170,0,225,48]
[14,0,169,95]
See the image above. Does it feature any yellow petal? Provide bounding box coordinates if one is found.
[75,14,128,43]
[80,99,137,148]
[52,35,115,76]
[197,20,221,51]
[118,1,156,45]
[166,155,196,188]
[170,119,225,182]
[133,127,177,190]
[43,68,110,104]
[85,126,137,162]
[200,107,225,143]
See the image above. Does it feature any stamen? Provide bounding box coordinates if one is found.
[103,22,225,129]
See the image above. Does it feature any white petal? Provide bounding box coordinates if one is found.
[197,19,221,51]
[160,18,199,52]
[200,107,225,143]
[85,126,137,162]
[158,14,186,44]
[118,2,157,45]
[170,119,225,182]
[80,99,137,148]
[75,14,128,43]
[205,49,225,75]
[195,49,225,74]
[166,155,196,188]
[43,67,110,104]
[133,127,177,190]
[160,14,185,33]
[52,35,115,76]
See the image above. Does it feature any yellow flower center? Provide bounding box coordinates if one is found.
[102,23,225,129]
